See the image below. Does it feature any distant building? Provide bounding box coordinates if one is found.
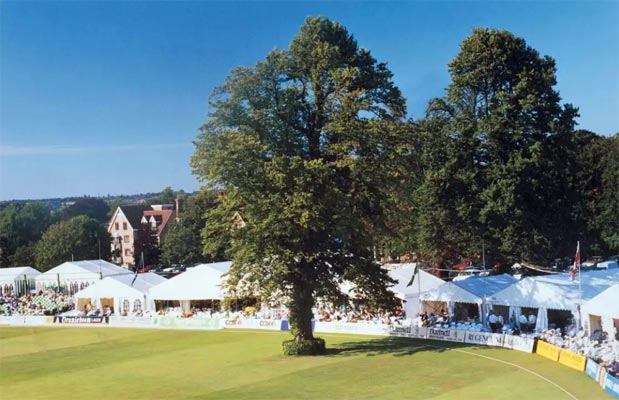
[108,199,182,266]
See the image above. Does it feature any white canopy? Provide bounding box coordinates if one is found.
[421,274,517,305]
[582,283,619,319]
[491,269,619,311]
[385,264,445,318]
[149,261,232,301]
[0,266,40,295]
[388,264,444,299]
[35,260,131,294]
[74,272,166,313]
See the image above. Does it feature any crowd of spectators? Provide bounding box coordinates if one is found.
[313,304,406,325]
[539,325,619,378]
[0,290,74,316]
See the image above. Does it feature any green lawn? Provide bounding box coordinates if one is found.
[0,327,611,400]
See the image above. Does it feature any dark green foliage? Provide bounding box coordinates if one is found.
[35,216,111,271]
[282,338,326,356]
[161,190,222,265]
[405,28,583,266]
[62,197,110,223]
[192,16,405,342]
[0,202,52,267]
[133,223,160,266]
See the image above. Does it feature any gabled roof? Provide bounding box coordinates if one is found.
[143,209,174,235]
[74,272,167,299]
[0,266,41,282]
[149,261,233,300]
[36,260,130,281]
[119,205,151,229]
[582,283,619,319]
[491,269,619,311]
[387,264,445,299]
[421,274,517,304]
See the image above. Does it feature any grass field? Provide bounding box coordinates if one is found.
[0,327,612,400]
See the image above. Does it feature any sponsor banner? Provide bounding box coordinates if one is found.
[0,316,14,325]
[426,327,466,343]
[536,340,560,362]
[503,335,535,353]
[389,325,412,337]
[585,359,607,387]
[313,321,390,336]
[604,373,619,398]
[109,316,154,328]
[54,315,107,325]
[223,318,284,331]
[558,349,587,371]
[152,316,223,330]
[465,332,504,347]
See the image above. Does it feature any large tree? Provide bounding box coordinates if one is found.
[409,28,581,266]
[35,215,111,271]
[192,17,406,351]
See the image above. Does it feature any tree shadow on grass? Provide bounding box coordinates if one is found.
[323,336,471,358]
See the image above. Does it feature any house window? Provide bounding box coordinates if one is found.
[124,235,130,243]
[124,249,131,256]
[115,222,119,230]
[123,222,128,230]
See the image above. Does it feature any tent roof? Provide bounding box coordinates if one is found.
[491,269,619,311]
[388,265,444,299]
[421,274,517,304]
[582,283,619,319]
[0,266,40,281]
[74,272,166,299]
[36,260,129,281]
[149,261,232,300]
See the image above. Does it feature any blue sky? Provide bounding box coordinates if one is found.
[1,1,617,201]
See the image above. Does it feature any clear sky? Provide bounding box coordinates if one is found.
[1,1,617,201]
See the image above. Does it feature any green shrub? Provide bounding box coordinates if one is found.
[282,338,326,356]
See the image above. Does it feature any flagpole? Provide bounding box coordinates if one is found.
[578,241,583,330]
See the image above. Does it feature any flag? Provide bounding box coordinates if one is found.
[570,242,580,281]
[131,252,143,287]
[406,264,418,287]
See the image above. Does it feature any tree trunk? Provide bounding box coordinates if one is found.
[289,277,314,341]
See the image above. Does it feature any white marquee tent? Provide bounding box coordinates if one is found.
[420,274,518,322]
[582,283,619,336]
[490,269,619,331]
[0,266,41,296]
[385,265,445,318]
[149,262,232,311]
[491,269,619,311]
[35,260,131,294]
[74,272,166,314]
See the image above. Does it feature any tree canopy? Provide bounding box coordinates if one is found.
[62,197,110,223]
[192,16,407,345]
[402,28,582,267]
[35,215,111,271]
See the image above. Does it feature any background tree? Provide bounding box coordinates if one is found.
[133,223,160,267]
[0,202,53,267]
[61,197,110,223]
[192,16,407,352]
[573,131,619,255]
[161,190,221,265]
[35,215,111,271]
[408,28,581,267]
